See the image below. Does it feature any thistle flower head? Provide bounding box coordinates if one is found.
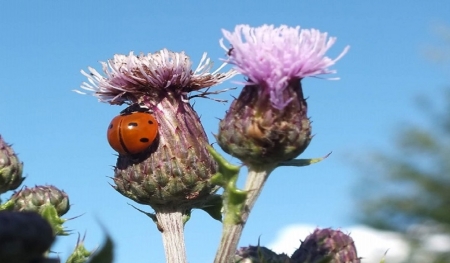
[0,135,24,194]
[79,49,236,105]
[10,185,70,216]
[217,25,349,166]
[80,49,237,210]
[221,24,349,110]
[291,228,360,263]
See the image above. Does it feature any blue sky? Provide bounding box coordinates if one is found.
[1,1,449,262]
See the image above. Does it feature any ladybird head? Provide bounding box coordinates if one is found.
[120,103,151,115]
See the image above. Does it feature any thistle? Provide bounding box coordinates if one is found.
[0,211,55,263]
[79,49,236,263]
[214,25,349,263]
[0,135,24,195]
[66,235,93,263]
[80,50,235,210]
[9,185,70,216]
[290,228,360,263]
[218,24,349,167]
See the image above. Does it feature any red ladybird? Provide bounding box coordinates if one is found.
[107,104,158,155]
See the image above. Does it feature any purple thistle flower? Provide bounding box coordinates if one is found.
[217,25,349,166]
[78,49,236,105]
[221,24,349,110]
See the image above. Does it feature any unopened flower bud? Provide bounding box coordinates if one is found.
[10,185,70,216]
[0,135,24,194]
[291,228,360,263]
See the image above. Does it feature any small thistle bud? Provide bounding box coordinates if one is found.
[217,25,349,166]
[66,235,93,263]
[291,228,360,263]
[79,50,236,210]
[10,185,70,216]
[235,245,291,263]
[0,135,24,194]
[0,211,54,263]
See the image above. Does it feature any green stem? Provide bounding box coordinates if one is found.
[214,164,275,263]
[156,208,188,263]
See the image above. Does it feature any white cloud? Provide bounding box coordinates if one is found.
[267,224,410,263]
[423,233,450,252]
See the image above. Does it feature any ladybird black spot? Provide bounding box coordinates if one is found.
[128,122,138,127]
[148,120,154,124]
[108,124,113,129]
[140,138,149,143]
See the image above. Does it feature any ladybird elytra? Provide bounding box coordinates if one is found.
[107,106,158,155]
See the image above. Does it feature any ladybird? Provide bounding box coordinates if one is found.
[107,104,158,155]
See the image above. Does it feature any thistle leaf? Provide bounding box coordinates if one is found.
[87,235,114,263]
[278,153,331,167]
[195,194,223,222]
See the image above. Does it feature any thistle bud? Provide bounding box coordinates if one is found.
[80,50,236,210]
[218,81,311,166]
[218,25,349,166]
[66,235,92,263]
[0,135,24,194]
[235,245,291,263]
[291,228,360,263]
[10,185,70,216]
[0,211,54,263]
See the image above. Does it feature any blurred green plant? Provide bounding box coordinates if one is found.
[354,89,450,263]
[353,33,450,262]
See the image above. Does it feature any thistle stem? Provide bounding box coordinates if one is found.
[214,164,275,263]
[156,208,187,263]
